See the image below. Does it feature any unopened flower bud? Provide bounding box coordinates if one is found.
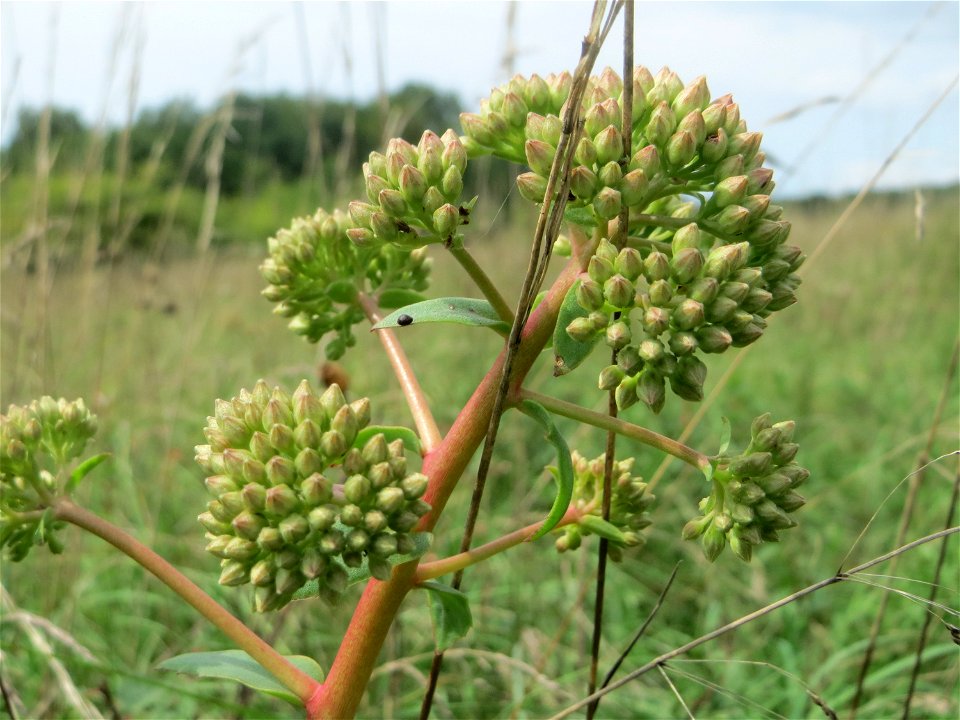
[638,370,666,413]
[265,484,300,518]
[257,526,285,551]
[666,131,697,168]
[776,490,806,512]
[701,129,729,163]
[219,560,249,587]
[728,132,762,163]
[643,251,671,283]
[592,187,621,220]
[670,248,703,283]
[603,274,633,309]
[598,365,625,391]
[566,317,598,343]
[729,451,773,477]
[673,298,705,330]
[615,374,639,410]
[701,524,726,562]
[232,510,268,541]
[525,139,555,177]
[605,321,631,350]
[517,172,548,203]
[671,356,707,402]
[696,325,733,353]
[642,306,670,336]
[250,559,276,586]
[401,473,429,500]
[645,102,675,145]
[308,505,337,533]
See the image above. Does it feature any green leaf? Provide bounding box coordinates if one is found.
[553,281,600,376]
[718,417,732,456]
[290,532,433,602]
[563,205,598,229]
[353,426,422,456]
[157,649,324,706]
[67,452,111,492]
[518,400,574,540]
[372,297,510,335]
[579,515,629,544]
[377,288,429,309]
[421,581,473,651]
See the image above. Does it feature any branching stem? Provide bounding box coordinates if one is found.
[53,499,320,704]
[415,508,581,582]
[358,292,442,453]
[518,389,711,473]
[447,244,514,324]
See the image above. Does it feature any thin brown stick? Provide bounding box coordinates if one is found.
[587,8,633,717]
[418,5,623,717]
[547,526,960,720]
[849,339,959,717]
[901,459,960,719]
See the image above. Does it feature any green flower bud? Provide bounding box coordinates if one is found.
[346,528,371,553]
[232,511,268,541]
[430,203,458,239]
[370,533,399,558]
[746,167,775,195]
[401,473,429,500]
[377,189,407,219]
[567,166,598,200]
[673,299,705,330]
[592,187,622,220]
[631,144,661,178]
[368,462,393,489]
[599,365,625,391]
[617,345,642,374]
[645,102,675,145]
[575,278,604,313]
[360,511,387,535]
[731,321,765,347]
[330,406,358,448]
[643,251,671,283]
[574,136,598,167]
[671,247,703,284]
[756,500,795,529]
[564,317,597,343]
[729,532,753,562]
[728,131,762,162]
[671,356,707,402]
[587,255,614,285]
[219,560,249,587]
[696,325,733,353]
[257,526,285,552]
[603,274,633,309]
[701,129,729,163]
[682,514,711,540]
[672,75,709,117]
[598,161,623,188]
[707,296,739,323]
[320,430,347,459]
[729,451,773,478]
[308,505,338,532]
[293,419,321,452]
[618,169,648,206]
[370,211,400,243]
[390,511,420,533]
[728,501,755,525]
[615,374,639,410]
[666,131,697,168]
[714,176,749,208]
[686,278,718,305]
[701,524,726,561]
[207,499,235,523]
[223,537,259,562]
[441,165,463,200]
[776,490,806,512]
[205,535,232,558]
[300,548,328,579]
[275,567,305,596]
[517,172,548,203]
[250,558,276,586]
[300,473,332,506]
[677,109,707,146]
[219,491,246,517]
[757,472,792,497]
[525,139,555,177]
[365,172,391,204]
[198,512,231,535]
[703,242,750,280]
[367,557,392,582]
[205,474,239,497]
[642,306,670,336]
[726,310,754,332]
[638,370,666,413]
[268,424,296,456]
[460,112,495,145]
[265,484,300,518]
[417,137,444,186]
[605,321,632,350]
[249,432,274,464]
[669,331,698,356]
[376,487,405,515]
[344,475,372,505]
[241,482,267,512]
[773,442,800,465]
[319,531,345,555]
[781,464,810,488]
[637,338,665,365]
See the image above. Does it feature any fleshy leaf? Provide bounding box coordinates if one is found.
[421,581,473,651]
[553,280,600,376]
[157,649,323,706]
[291,532,433,601]
[563,205,597,229]
[372,297,510,335]
[66,452,111,493]
[579,515,629,544]
[519,400,574,540]
[353,426,423,456]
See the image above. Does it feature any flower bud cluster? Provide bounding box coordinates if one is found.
[195,380,430,611]
[1,398,98,560]
[574,217,802,412]
[554,452,654,562]
[682,414,808,562]
[261,208,431,359]
[350,130,470,247]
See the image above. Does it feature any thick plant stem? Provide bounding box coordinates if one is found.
[358,293,442,452]
[448,244,514,324]
[53,499,319,704]
[415,509,581,582]
[307,257,585,720]
[518,389,711,472]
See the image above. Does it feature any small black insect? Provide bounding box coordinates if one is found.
[397,314,414,326]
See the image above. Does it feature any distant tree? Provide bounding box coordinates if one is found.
[2,107,88,173]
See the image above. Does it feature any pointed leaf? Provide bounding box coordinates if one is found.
[67,452,112,493]
[718,416,732,456]
[421,581,473,651]
[353,426,422,456]
[372,297,510,335]
[553,280,600,376]
[291,532,433,602]
[579,515,628,544]
[563,205,598,229]
[157,649,323,706]
[518,400,574,540]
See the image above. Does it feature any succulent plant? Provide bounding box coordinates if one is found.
[195,379,430,610]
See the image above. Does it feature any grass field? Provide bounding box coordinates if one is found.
[1,185,958,718]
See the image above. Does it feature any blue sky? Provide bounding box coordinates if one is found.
[2,1,958,198]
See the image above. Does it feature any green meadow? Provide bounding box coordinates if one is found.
[1,172,956,718]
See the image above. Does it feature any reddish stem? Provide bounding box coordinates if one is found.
[307,256,585,719]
